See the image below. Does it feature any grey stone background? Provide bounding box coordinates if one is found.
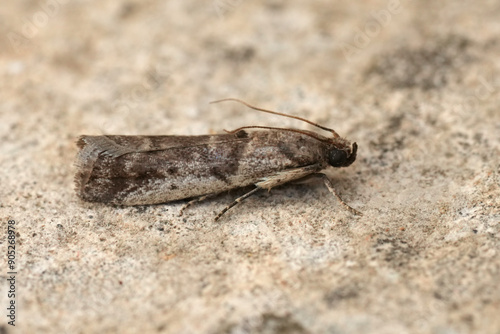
[1,1,499,333]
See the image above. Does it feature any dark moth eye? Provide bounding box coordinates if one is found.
[328,149,348,167]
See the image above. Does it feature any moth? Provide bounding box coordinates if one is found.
[75,99,361,221]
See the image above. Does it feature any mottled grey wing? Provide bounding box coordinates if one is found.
[76,134,250,158]
[74,133,253,204]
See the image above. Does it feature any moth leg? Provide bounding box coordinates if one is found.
[214,187,261,222]
[179,194,217,216]
[255,164,321,190]
[318,173,362,216]
[215,165,321,221]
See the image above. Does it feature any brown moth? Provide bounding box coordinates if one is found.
[75,99,360,221]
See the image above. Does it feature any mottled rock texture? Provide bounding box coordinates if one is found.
[1,1,499,333]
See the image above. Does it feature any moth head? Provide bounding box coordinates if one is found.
[327,142,357,167]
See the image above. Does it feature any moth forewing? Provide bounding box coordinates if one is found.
[75,100,360,220]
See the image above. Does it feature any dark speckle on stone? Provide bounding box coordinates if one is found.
[367,35,474,90]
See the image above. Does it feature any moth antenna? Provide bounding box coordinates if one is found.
[224,126,329,143]
[211,98,341,138]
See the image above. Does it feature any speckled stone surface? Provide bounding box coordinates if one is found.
[1,1,499,333]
